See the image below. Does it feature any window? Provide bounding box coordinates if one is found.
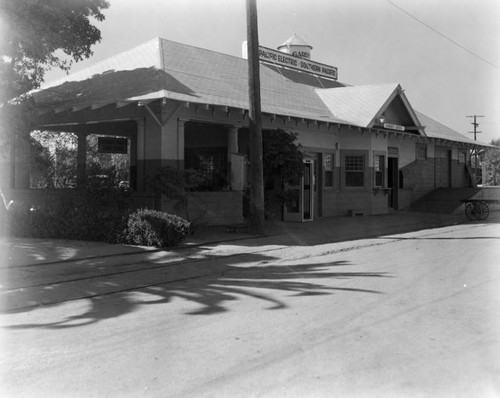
[29,131,132,189]
[458,150,466,164]
[185,147,227,190]
[345,155,365,187]
[323,153,334,188]
[416,144,427,160]
[374,155,385,187]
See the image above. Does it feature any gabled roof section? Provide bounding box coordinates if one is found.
[415,111,488,146]
[315,83,423,131]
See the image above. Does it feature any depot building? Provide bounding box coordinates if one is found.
[7,34,487,224]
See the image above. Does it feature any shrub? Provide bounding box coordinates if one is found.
[66,184,129,242]
[6,185,130,243]
[122,209,191,248]
[5,190,191,248]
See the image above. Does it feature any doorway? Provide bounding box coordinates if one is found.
[303,159,314,221]
[388,157,399,209]
[435,146,453,188]
[283,158,315,222]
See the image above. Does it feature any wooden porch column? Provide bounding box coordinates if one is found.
[136,119,145,191]
[177,119,185,170]
[227,126,239,188]
[76,132,87,188]
[227,126,239,155]
[129,132,137,191]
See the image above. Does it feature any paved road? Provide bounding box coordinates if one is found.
[1,221,499,397]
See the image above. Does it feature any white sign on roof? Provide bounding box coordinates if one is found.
[259,46,337,81]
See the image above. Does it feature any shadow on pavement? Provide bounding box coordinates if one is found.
[185,212,471,248]
[0,237,158,267]
[3,258,389,329]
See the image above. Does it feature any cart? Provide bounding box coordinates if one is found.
[462,199,500,221]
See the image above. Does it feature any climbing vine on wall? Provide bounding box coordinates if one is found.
[262,129,304,219]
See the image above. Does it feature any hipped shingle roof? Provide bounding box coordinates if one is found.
[34,37,485,146]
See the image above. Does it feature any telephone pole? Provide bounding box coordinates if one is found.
[466,114,484,141]
[466,114,485,184]
[246,0,265,234]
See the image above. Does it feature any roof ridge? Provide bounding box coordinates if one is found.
[314,82,400,93]
[157,37,165,70]
[325,82,398,89]
[157,37,246,63]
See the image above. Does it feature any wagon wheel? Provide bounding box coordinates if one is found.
[465,202,475,221]
[476,201,490,220]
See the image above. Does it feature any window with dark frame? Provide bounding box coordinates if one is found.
[345,155,365,187]
[416,144,427,160]
[323,153,334,188]
[458,150,466,164]
[184,147,227,190]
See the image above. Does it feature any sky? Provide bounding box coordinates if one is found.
[44,0,500,144]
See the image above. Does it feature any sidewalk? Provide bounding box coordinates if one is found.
[1,210,488,268]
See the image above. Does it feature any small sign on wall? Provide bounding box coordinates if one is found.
[384,123,405,131]
[98,137,128,154]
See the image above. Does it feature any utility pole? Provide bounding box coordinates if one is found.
[466,114,485,184]
[466,114,484,141]
[245,0,265,234]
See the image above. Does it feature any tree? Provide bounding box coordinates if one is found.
[0,0,109,101]
[30,131,78,188]
[263,129,304,185]
[482,138,500,186]
[0,0,110,157]
[262,129,304,219]
[29,131,131,189]
[86,134,129,185]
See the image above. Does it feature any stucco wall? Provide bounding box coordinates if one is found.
[161,191,244,226]
[30,100,476,225]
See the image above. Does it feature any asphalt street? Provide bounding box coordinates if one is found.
[1,218,499,397]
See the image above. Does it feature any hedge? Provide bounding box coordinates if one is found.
[4,188,191,248]
[122,208,191,247]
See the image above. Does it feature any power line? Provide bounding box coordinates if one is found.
[384,0,500,71]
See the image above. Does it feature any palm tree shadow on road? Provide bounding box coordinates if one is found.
[3,258,390,329]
